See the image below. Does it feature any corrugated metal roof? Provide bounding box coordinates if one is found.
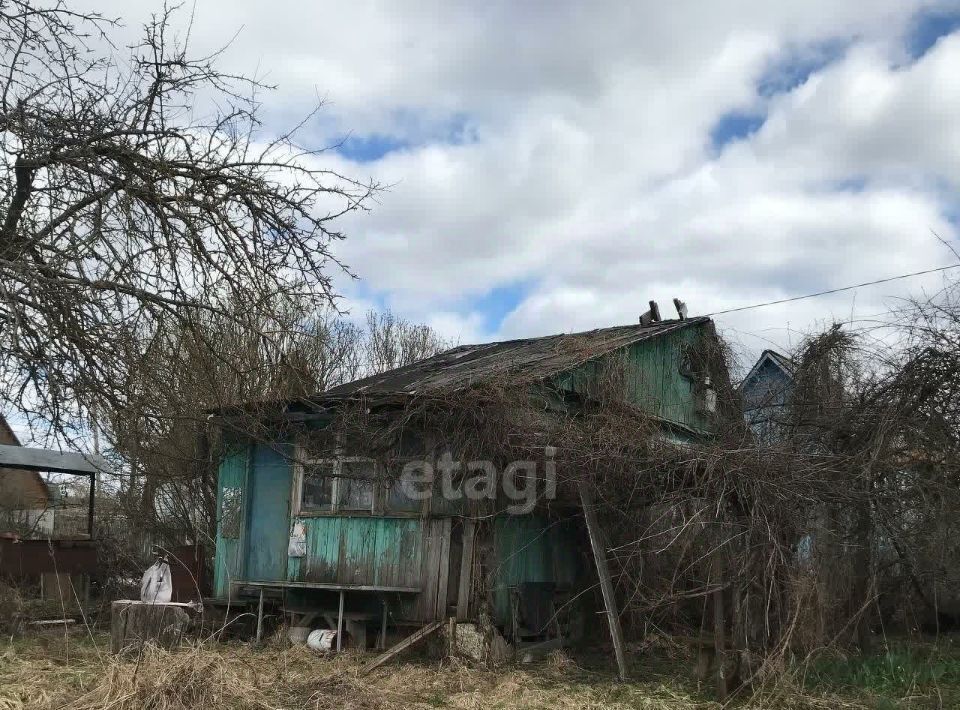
[320,317,710,399]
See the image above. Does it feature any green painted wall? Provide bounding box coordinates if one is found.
[244,444,294,581]
[288,515,425,589]
[553,323,713,433]
[491,516,581,624]
[213,446,248,598]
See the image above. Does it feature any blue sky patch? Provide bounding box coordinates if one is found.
[758,38,848,97]
[710,111,765,150]
[334,133,409,162]
[332,112,478,163]
[905,9,960,59]
[469,281,529,334]
[828,175,868,193]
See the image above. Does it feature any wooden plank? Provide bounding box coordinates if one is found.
[255,588,265,644]
[0,444,109,474]
[41,573,72,602]
[435,518,451,619]
[456,519,475,620]
[579,483,628,680]
[359,620,443,676]
[235,580,420,593]
[418,521,442,621]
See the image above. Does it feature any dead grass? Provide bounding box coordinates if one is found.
[0,629,953,710]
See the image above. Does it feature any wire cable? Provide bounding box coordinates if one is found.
[706,264,960,317]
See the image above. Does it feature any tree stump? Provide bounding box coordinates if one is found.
[110,600,191,654]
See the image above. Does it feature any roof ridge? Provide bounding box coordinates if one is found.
[446,316,708,352]
[319,316,709,399]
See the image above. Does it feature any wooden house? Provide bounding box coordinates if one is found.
[211,316,726,653]
[0,414,55,537]
[739,349,795,442]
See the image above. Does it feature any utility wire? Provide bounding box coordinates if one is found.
[706,264,960,317]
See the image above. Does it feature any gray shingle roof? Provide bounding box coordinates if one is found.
[320,317,710,399]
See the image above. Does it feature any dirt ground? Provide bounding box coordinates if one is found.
[0,627,956,710]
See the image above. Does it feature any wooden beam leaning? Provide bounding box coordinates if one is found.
[359,620,443,676]
[578,482,629,680]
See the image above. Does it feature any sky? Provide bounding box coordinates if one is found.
[68,0,960,370]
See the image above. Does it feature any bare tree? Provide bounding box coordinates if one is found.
[365,310,450,373]
[99,301,447,554]
[0,1,378,439]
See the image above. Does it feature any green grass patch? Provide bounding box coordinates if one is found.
[801,643,960,707]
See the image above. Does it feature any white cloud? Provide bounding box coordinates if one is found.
[73,0,960,366]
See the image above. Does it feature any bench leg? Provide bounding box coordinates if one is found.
[379,599,388,650]
[336,591,344,652]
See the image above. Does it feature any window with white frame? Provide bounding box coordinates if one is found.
[299,455,377,514]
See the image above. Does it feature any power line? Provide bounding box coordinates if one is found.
[706,264,960,317]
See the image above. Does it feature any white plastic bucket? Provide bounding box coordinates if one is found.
[306,629,337,652]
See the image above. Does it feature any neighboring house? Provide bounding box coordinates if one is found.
[0,414,55,537]
[739,349,795,442]
[211,316,727,652]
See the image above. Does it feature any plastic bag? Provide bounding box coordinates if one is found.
[288,521,306,557]
[140,560,173,603]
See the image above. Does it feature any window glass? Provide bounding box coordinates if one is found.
[301,461,336,511]
[221,487,242,538]
[384,477,424,513]
[339,477,374,511]
[338,459,375,511]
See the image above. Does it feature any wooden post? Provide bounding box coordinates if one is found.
[456,519,475,620]
[110,601,191,654]
[255,588,264,644]
[336,590,345,651]
[712,582,727,700]
[579,483,628,680]
[379,598,388,650]
[87,472,96,538]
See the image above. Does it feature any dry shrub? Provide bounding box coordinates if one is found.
[0,582,23,635]
[545,648,579,673]
[56,643,399,710]
[61,644,279,710]
[303,673,392,710]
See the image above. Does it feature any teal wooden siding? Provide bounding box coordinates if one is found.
[554,324,712,432]
[491,516,580,624]
[213,446,249,598]
[244,444,293,581]
[289,516,424,588]
[288,515,451,620]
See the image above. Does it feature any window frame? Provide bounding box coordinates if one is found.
[294,449,379,516]
[292,443,434,518]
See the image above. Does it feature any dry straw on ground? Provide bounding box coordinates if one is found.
[0,630,888,710]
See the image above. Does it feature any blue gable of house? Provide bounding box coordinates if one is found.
[740,350,795,441]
